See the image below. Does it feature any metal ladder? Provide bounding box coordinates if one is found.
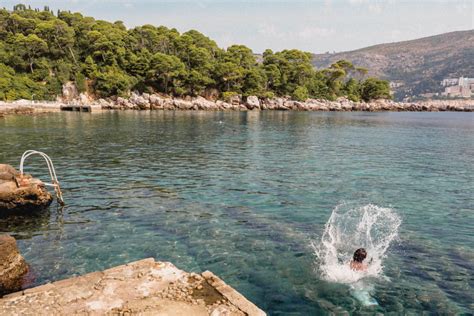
[20,150,65,205]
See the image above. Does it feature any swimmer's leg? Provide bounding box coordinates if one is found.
[350,283,379,306]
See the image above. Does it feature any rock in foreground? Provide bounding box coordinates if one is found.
[0,164,53,214]
[0,235,28,295]
[0,258,266,316]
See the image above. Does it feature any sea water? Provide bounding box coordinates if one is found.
[0,111,472,314]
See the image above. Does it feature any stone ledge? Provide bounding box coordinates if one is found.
[0,258,266,316]
[202,271,266,316]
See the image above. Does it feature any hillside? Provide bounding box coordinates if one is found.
[312,30,474,100]
[0,5,390,103]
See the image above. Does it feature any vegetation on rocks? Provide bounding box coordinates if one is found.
[0,4,390,102]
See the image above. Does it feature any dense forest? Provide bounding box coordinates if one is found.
[0,4,391,102]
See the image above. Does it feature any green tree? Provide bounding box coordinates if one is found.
[242,66,266,96]
[292,86,309,101]
[35,19,76,61]
[149,52,186,94]
[214,61,244,92]
[82,55,97,78]
[94,67,135,97]
[342,78,361,102]
[360,78,391,101]
[14,33,47,73]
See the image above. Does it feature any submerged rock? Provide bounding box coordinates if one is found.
[0,235,28,295]
[0,164,53,214]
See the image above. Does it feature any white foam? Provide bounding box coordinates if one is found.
[313,203,401,284]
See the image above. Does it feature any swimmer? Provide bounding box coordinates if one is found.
[350,248,368,271]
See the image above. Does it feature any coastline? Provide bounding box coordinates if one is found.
[0,101,60,117]
[1,95,473,116]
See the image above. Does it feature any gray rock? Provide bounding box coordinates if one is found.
[62,82,78,102]
[229,95,241,106]
[193,96,216,110]
[215,100,231,110]
[149,94,164,109]
[78,93,90,105]
[173,99,193,110]
[246,96,260,110]
[142,93,150,101]
[98,99,114,109]
[130,93,150,110]
[163,99,175,110]
[0,235,28,295]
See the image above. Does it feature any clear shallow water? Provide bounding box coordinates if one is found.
[0,111,473,314]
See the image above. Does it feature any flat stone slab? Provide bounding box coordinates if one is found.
[0,258,266,316]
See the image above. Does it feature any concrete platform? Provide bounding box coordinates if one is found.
[60,105,92,112]
[0,258,266,316]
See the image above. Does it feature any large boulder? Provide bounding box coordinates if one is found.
[0,235,28,295]
[245,96,260,110]
[193,96,217,110]
[0,164,53,214]
[229,95,241,106]
[78,93,92,105]
[149,94,164,109]
[173,99,193,110]
[130,93,150,110]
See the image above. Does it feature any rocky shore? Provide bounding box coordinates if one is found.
[0,101,61,117]
[95,94,474,112]
[2,94,473,115]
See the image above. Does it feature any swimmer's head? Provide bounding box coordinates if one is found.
[353,248,367,263]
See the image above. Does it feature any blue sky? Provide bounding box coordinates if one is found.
[2,0,473,53]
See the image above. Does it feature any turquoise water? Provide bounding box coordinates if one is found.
[0,111,473,314]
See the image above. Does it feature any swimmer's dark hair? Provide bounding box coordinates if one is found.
[353,248,367,263]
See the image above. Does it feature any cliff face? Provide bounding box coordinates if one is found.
[312,30,474,100]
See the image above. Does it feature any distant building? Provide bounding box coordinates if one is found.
[441,78,460,87]
[389,81,404,88]
[420,92,438,98]
[441,77,474,98]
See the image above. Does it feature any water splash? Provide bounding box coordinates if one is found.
[314,203,401,284]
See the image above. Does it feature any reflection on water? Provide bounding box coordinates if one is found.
[0,111,473,314]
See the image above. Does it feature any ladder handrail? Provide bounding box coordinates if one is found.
[19,150,64,205]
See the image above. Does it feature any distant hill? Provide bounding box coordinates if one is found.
[312,30,474,100]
